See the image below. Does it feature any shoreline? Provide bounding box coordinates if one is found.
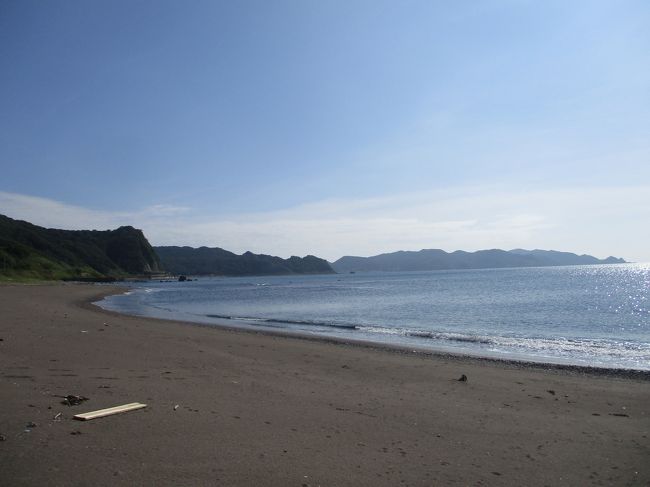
[93,284,650,381]
[2,283,649,486]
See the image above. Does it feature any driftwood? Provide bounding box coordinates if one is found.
[73,403,147,421]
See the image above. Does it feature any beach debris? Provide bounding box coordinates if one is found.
[457,374,468,382]
[53,412,62,421]
[24,421,37,432]
[0,434,6,441]
[60,395,89,406]
[609,413,629,417]
[70,430,82,435]
[547,389,556,395]
[74,402,147,421]
[173,404,179,411]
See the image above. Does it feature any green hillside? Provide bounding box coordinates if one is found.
[0,214,162,281]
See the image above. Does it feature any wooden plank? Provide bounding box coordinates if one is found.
[73,402,147,421]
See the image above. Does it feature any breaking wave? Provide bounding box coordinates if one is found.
[206,314,358,330]
[203,313,650,365]
[363,326,650,361]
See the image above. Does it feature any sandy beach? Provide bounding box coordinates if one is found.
[1,283,648,486]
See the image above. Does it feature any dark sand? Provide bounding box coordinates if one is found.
[1,283,649,486]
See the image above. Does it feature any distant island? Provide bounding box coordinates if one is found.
[154,246,334,277]
[331,248,626,273]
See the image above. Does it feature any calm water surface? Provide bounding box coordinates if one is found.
[97,264,650,370]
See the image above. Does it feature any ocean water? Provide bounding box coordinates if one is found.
[97,264,650,370]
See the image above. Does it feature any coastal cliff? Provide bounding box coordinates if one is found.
[0,214,161,280]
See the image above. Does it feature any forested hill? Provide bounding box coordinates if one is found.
[154,246,335,276]
[0,214,161,280]
[331,248,626,273]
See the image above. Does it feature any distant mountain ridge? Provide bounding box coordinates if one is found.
[154,246,335,276]
[0,214,161,280]
[0,213,626,280]
[331,248,625,273]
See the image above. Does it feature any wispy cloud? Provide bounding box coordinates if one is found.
[0,192,190,231]
[1,186,648,262]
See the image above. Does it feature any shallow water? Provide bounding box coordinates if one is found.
[97,264,650,370]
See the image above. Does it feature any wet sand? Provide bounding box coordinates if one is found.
[1,283,649,486]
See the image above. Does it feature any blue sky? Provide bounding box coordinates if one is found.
[1,1,649,261]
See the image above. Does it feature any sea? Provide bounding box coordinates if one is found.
[96,263,650,371]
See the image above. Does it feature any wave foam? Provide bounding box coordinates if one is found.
[203,314,650,365]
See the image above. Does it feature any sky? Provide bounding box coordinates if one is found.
[1,0,649,262]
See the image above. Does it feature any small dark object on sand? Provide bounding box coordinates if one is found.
[547,390,556,395]
[0,434,6,441]
[61,395,89,406]
[70,430,82,435]
[458,374,468,382]
[25,422,37,429]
